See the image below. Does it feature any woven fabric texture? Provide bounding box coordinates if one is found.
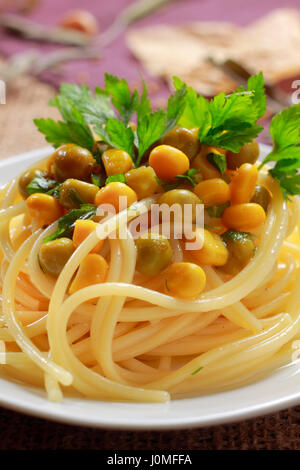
[0,406,300,450]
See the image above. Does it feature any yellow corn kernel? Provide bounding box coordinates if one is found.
[222,203,266,231]
[69,253,108,294]
[189,228,228,266]
[73,219,104,253]
[194,178,230,207]
[94,182,137,212]
[192,145,226,180]
[125,166,161,199]
[26,193,63,228]
[149,145,190,181]
[165,262,206,299]
[230,163,258,204]
[102,149,134,176]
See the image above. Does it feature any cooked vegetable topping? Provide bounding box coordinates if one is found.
[69,253,108,293]
[59,179,99,209]
[102,148,134,176]
[26,193,63,228]
[159,189,202,222]
[165,262,206,299]
[229,163,258,205]
[222,203,266,232]
[73,219,104,253]
[250,185,271,212]
[135,233,173,277]
[222,230,256,275]
[49,143,96,182]
[43,204,97,243]
[161,127,200,160]
[149,145,190,181]
[226,141,260,170]
[94,182,137,212]
[189,228,228,266]
[194,178,230,207]
[125,166,160,199]
[39,238,75,276]
[28,70,300,285]
[19,169,49,199]
[192,146,224,180]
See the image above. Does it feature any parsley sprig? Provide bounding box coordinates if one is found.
[43,204,97,243]
[259,104,300,198]
[35,74,187,166]
[34,71,300,198]
[26,172,60,197]
[174,73,266,153]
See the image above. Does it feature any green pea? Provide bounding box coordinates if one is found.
[39,238,75,277]
[135,233,172,276]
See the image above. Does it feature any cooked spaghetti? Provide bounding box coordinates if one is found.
[0,72,300,403]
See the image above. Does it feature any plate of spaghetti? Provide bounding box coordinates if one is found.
[0,73,300,430]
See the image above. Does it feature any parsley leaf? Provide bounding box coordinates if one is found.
[105,173,126,184]
[206,152,227,175]
[34,94,95,151]
[26,172,59,196]
[164,79,187,134]
[206,202,230,218]
[135,78,187,166]
[68,188,84,207]
[43,204,97,243]
[155,169,200,191]
[191,366,203,376]
[97,118,135,158]
[175,169,200,186]
[259,104,300,197]
[176,73,265,153]
[91,173,105,187]
[104,73,139,125]
[136,109,167,165]
[246,72,266,120]
[54,83,115,129]
[222,230,253,242]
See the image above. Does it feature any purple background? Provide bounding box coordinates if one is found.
[0,0,299,88]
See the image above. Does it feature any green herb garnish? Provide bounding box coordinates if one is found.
[68,188,84,207]
[91,173,105,187]
[34,71,300,199]
[43,203,97,243]
[222,230,254,242]
[191,366,203,376]
[206,152,227,175]
[26,172,59,196]
[175,169,200,186]
[259,104,300,198]
[206,202,230,218]
[155,169,200,191]
[175,73,266,153]
[105,173,126,185]
[35,74,187,166]
[34,95,95,152]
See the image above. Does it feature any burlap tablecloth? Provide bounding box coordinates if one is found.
[0,77,299,451]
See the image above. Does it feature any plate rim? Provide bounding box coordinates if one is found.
[0,144,299,431]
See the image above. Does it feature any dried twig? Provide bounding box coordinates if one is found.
[0,0,178,83]
[95,0,177,47]
[0,13,91,46]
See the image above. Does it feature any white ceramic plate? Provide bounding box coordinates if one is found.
[0,145,300,430]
